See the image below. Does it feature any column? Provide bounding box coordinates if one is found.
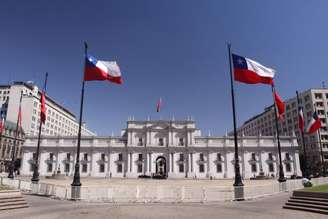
[207,151,210,177]
[190,152,193,172]
[292,152,297,175]
[224,150,228,178]
[171,153,174,173]
[89,151,93,176]
[107,145,110,178]
[148,153,152,173]
[129,152,132,172]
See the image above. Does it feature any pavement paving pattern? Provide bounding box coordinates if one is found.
[0,192,326,219]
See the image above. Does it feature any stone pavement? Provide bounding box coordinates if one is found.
[0,192,325,219]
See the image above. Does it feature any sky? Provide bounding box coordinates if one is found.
[0,0,327,136]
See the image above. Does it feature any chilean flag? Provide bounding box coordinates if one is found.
[306,112,322,134]
[84,54,123,84]
[232,54,275,85]
[298,106,305,132]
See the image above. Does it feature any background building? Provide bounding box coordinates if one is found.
[21,119,301,179]
[0,81,96,137]
[0,120,25,173]
[234,88,328,171]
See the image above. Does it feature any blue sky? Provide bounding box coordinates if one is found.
[0,0,327,136]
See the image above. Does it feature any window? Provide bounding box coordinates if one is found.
[138,154,143,161]
[101,153,105,161]
[138,138,143,146]
[199,164,204,173]
[179,164,184,173]
[179,138,184,146]
[65,163,70,172]
[82,164,87,172]
[47,163,53,172]
[117,164,123,173]
[269,163,274,172]
[216,164,222,173]
[49,153,54,161]
[118,153,123,161]
[83,153,88,161]
[30,163,35,172]
[137,164,142,173]
[199,153,204,161]
[268,153,273,160]
[285,153,291,161]
[251,164,257,172]
[285,163,291,172]
[217,153,222,161]
[315,93,322,99]
[99,164,105,173]
[158,138,164,146]
[251,153,256,161]
[179,153,184,161]
[67,153,71,161]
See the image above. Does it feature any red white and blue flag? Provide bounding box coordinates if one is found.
[232,54,275,85]
[306,112,321,134]
[84,54,123,84]
[298,106,305,132]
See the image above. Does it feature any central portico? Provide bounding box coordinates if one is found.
[124,119,199,178]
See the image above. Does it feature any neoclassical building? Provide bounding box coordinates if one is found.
[21,119,302,179]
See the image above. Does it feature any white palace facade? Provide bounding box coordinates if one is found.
[20,119,302,179]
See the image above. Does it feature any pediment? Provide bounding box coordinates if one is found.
[149,122,170,130]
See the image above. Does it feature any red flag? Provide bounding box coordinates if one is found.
[156,98,162,112]
[40,91,46,124]
[274,91,285,120]
[0,114,4,134]
[298,106,305,132]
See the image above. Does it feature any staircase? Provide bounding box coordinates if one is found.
[283,191,328,215]
[0,190,29,211]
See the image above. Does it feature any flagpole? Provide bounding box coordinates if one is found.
[313,105,325,176]
[296,91,308,178]
[271,84,286,182]
[31,73,48,183]
[71,42,88,187]
[227,43,243,187]
[8,91,23,179]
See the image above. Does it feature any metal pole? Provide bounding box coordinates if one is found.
[313,105,325,176]
[71,42,88,187]
[227,44,243,187]
[296,91,308,178]
[8,91,23,179]
[271,85,286,182]
[31,73,48,183]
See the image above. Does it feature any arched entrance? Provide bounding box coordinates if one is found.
[155,156,167,178]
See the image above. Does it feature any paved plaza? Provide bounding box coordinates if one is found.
[0,192,325,219]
